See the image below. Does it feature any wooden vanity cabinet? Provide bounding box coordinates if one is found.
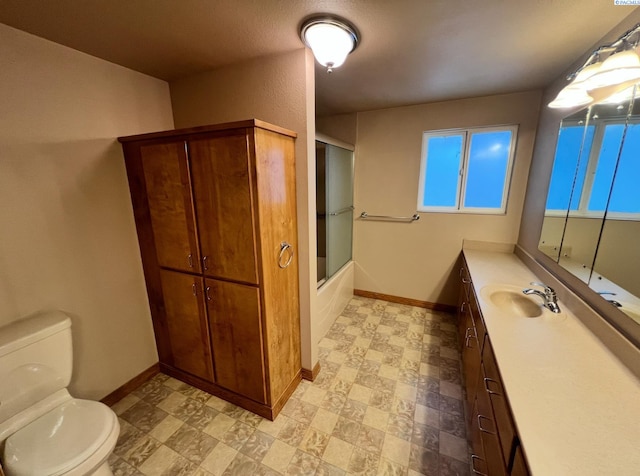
[120,120,301,420]
[458,259,484,424]
[458,256,531,475]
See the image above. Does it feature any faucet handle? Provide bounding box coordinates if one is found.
[530,282,556,296]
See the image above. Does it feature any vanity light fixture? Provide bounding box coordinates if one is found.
[300,15,359,73]
[600,84,637,105]
[549,23,640,108]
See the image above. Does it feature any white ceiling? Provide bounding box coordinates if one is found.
[0,1,636,115]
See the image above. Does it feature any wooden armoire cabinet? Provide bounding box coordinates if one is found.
[119,119,301,420]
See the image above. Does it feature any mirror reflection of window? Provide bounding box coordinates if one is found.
[607,123,640,215]
[538,87,640,330]
[545,124,595,212]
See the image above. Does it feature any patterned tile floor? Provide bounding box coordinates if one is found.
[108,296,471,475]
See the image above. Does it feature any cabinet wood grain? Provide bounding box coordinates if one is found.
[207,278,267,403]
[141,142,201,273]
[189,133,258,284]
[159,270,213,382]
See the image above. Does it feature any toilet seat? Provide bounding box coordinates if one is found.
[3,398,119,476]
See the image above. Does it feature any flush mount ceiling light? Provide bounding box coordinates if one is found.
[549,23,640,109]
[300,15,359,73]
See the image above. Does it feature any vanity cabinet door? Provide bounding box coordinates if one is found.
[205,278,267,404]
[470,398,489,476]
[469,290,486,353]
[461,305,482,416]
[159,270,214,382]
[140,141,201,273]
[477,360,507,476]
[457,262,472,349]
[483,337,517,472]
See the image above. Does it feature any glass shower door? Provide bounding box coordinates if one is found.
[324,142,354,280]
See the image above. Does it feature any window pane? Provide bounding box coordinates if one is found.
[546,125,595,211]
[422,135,463,207]
[463,131,512,209]
[568,125,595,210]
[588,124,625,212]
[608,123,640,213]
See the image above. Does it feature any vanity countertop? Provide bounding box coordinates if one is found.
[463,247,640,476]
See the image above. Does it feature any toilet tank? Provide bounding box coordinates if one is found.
[0,311,73,425]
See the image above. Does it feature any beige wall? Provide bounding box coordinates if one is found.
[317,113,358,146]
[0,24,174,399]
[518,9,640,349]
[170,49,320,369]
[594,220,640,297]
[353,91,542,305]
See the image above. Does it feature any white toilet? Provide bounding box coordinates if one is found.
[0,311,120,475]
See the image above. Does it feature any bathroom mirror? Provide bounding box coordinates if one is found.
[539,85,640,325]
[538,108,594,264]
[589,93,640,325]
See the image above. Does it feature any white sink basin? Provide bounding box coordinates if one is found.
[480,284,544,318]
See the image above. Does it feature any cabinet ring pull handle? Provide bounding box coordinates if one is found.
[278,242,294,269]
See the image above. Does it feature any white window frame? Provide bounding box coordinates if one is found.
[554,117,640,221]
[417,125,518,215]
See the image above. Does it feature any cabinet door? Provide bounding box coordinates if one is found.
[457,262,471,350]
[477,361,507,476]
[461,306,481,415]
[189,133,258,284]
[483,339,517,472]
[159,270,214,382]
[140,142,201,273]
[205,279,267,403]
[470,398,489,476]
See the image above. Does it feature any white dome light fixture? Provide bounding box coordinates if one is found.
[300,15,359,73]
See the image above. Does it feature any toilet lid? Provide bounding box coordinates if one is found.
[3,399,117,476]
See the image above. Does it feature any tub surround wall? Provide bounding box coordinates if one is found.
[351,91,542,306]
[169,49,319,371]
[518,9,640,348]
[0,24,173,399]
[316,261,355,341]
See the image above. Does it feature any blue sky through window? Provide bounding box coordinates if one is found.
[589,124,625,212]
[608,123,640,213]
[422,135,463,207]
[546,125,595,211]
[464,131,512,208]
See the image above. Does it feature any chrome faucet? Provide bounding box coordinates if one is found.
[522,282,561,313]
